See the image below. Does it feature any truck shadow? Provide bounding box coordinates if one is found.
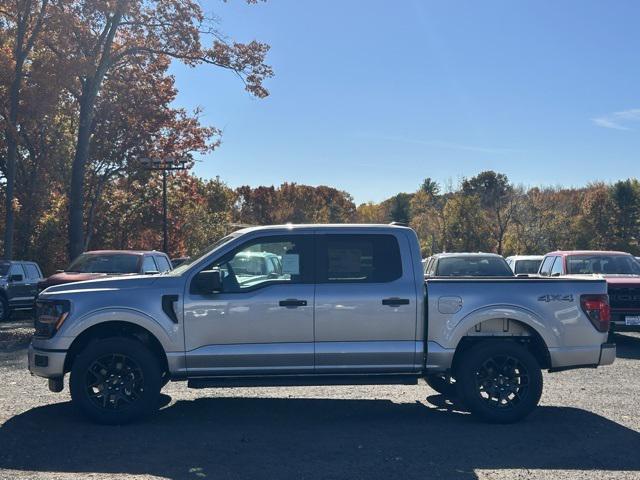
[614,333,640,360]
[1,396,639,479]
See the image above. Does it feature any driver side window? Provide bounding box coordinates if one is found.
[210,235,313,293]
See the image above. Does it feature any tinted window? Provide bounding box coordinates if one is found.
[142,256,158,273]
[67,253,140,274]
[566,255,640,275]
[550,257,564,276]
[23,263,41,280]
[9,263,25,279]
[318,234,402,283]
[210,235,312,292]
[435,256,513,277]
[514,259,543,275]
[539,256,555,276]
[154,255,171,272]
[0,263,9,276]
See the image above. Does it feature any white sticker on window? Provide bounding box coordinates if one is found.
[282,254,300,275]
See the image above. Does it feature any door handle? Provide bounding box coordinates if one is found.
[279,299,307,308]
[382,298,410,307]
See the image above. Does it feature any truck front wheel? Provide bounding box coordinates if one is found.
[70,337,162,424]
[455,340,543,423]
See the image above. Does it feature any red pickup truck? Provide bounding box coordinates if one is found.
[538,250,640,332]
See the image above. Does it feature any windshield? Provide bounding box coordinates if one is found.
[67,253,140,274]
[168,234,238,275]
[0,263,9,276]
[514,259,543,275]
[566,255,640,275]
[436,256,513,277]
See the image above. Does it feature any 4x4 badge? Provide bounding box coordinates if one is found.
[538,294,574,303]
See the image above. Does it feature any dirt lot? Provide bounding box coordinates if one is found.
[1,320,639,480]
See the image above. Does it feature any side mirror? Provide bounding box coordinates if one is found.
[9,274,23,283]
[193,269,222,294]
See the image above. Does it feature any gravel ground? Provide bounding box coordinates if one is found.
[0,322,639,480]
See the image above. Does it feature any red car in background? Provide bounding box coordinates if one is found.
[38,250,172,292]
[538,250,640,333]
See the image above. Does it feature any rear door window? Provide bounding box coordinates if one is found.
[154,255,171,272]
[142,256,158,273]
[550,257,564,276]
[23,263,41,280]
[317,234,402,283]
[539,256,555,276]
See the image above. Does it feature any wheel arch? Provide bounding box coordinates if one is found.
[63,321,169,375]
[450,315,552,373]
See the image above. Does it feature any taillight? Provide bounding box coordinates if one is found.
[580,294,610,332]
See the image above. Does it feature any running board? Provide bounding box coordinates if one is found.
[187,374,420,389]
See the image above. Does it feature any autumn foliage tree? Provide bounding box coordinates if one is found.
[44,0,272,259]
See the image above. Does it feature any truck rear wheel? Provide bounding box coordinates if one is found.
[455,340,542,423]
[70,337,162,424]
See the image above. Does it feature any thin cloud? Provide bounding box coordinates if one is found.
[592,108,640,130]
[374,135,520,155]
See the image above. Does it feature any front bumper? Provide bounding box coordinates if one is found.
[28,344,67,378]
[599,342,616,366]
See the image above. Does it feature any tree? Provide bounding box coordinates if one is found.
[610,179,640,253]
[0,0,49,259]
[462,171,516,254]
[45,0,273,260]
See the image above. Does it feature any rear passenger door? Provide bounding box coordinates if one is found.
[314,232,418,373]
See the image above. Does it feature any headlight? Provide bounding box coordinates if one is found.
[34,300,71,338]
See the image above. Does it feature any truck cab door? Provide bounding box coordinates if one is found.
[183,234,315,376]
[314,232,419,373]
[7,264,31,307]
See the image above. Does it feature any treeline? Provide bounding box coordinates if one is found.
[361,171,640,258]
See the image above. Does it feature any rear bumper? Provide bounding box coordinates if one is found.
[598,343,616,366]
[549,341,616,369]
[28,344,67,379]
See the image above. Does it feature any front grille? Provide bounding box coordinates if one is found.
[608,285,640,310]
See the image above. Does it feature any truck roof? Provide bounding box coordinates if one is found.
[233,223,412,235]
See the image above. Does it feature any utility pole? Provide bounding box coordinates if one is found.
[140,156,190,255]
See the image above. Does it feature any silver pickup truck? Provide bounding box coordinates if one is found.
[29,224,615,424]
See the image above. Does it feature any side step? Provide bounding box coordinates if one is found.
[187,374,420,389]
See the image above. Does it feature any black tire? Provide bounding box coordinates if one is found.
[425,373,457,397]
[455,340,543,423]
[0,296,9,322]
[70,337,162,425]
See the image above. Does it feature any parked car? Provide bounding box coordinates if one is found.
[29,224,614,425]
[538,250,640,332]
[424,252,514,277]
[38,250,172,292]
[505,255,544,276]
[0,260,43,321]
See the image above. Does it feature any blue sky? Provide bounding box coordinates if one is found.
[170,0,640,204]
